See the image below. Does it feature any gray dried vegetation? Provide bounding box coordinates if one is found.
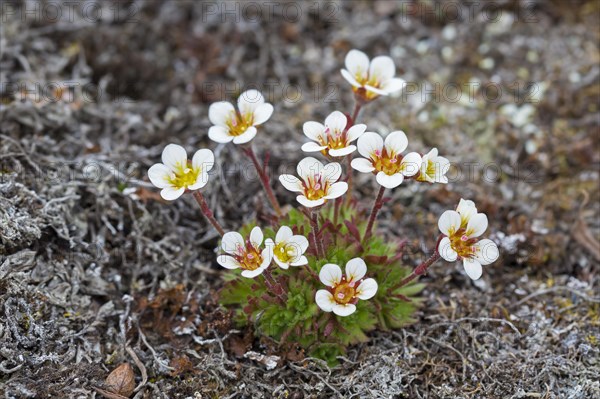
[1,1,599,398]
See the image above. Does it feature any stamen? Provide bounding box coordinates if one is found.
[390,158,397,163]
[461,235,469,241]
[374,149,381,157]
[337,293,345,299]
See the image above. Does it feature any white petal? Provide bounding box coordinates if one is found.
[466,213,488,238]
[364,85,389,96]
[438,210,461,236]
[303,121,326,141]
[260,247,273,268]
[345,258,367,283]
[400,152,422,177]
[192,149,215,172]
[217,255,240,270]
[148,164,172,188]
[287,234,309,254]
[438,237,458,262]
[297,157,323,181]
[208,101,235,126]
[315,290,335,312]
[250,226,263,248]
[457,199,478,220]
[376,171,403,188]
[356,278,378,300]
[296,195,325,208]
[186,170,210,190]
[381,77,406,94]
[474,239,499,265]
[160,187,185,201]
[425,148,439,159]
[275,226,293,243]
[345,49,370,80]
[302,142,327,153]
[463,258,483,280]
[221,232,245,254]
[161,144,188,172]
[369,55,396,82]
[384,131,408,155]
[332,303,356,317]
[241,267,266,278]
[237,89,264,115]
[357,132,384,159]
[319,263,342,287]
[279,174,304,193]
[273,256,289,269]
[328,146,356,157]
[323,182,348,199]
[290,255,308,266]
[322,162,342,184]
[232,126,257,144]
[208,125,233,143]
[351,158,376,173]
[340,68,362,87]
[324,111,347,132]
[346,124,367,142]
[252,103,273,125]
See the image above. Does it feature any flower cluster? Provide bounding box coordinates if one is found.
[146,48,501,360]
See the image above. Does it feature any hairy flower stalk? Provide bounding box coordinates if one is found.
[243,145,282,217]
[391,235,444,292]
[192,191,225,237]
[363,185,386,242]
[309,209,325,258]
[345,102,362,207]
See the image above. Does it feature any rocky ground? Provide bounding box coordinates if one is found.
[1,1,599,398]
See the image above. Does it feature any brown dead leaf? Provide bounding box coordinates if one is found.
[104,363,135,398]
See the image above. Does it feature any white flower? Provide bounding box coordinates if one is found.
[437,200,500,280]
[416,148,450,184]
[265,226,309,269]
[217,227,273,278]
[351,131,422,189]
[315,258,378,317]
[279,157,348,208]
[340,49,406,101]
[148,144,214,201]
[208,89,274,145]
[301,111,367,157]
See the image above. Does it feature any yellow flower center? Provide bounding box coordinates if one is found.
[333,281,358,305]
[226,111,253,136]
[318,127,348,151]
[370,148,403,176]
[449,228,477,259]
[303,173,329,201]
[235,244,263,271]
[353,70,382,100]
[274,242,295,263]
[417,159,436,182]
[168,162,201,189]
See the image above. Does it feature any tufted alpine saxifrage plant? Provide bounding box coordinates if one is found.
[148,49,500,365]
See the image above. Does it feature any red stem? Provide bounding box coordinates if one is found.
[309,209,325,258]
[263,268,287,304]
[351,102,362,124]
[243,146,282,217]
[391,235,445,292]
[344,153,353,207]
[192,191,225,237]
[363,185,386,242]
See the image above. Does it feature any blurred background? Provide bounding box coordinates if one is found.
[1,1,599,398]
